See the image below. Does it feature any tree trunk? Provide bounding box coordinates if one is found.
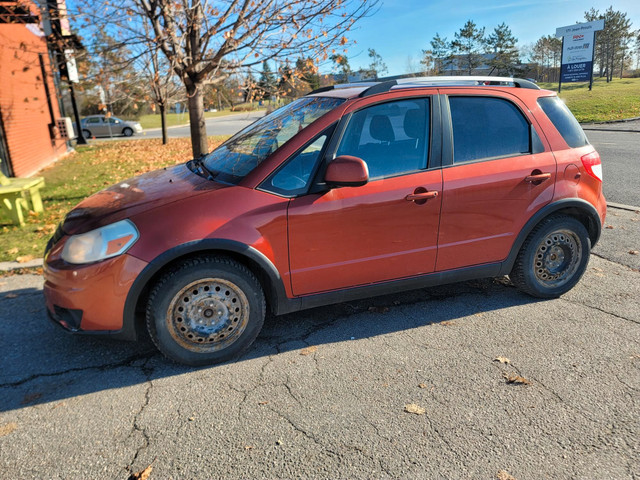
[159,102,168,145]
[186,81,208,158]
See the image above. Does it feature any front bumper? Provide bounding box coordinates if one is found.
[44,251,148,335]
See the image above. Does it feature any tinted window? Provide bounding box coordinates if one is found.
[449,96,530,163]
[336,98,429,179]
[538,96,589,148]
[265,133,329,196]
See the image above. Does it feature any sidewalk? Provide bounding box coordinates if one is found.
[582,118,640,132]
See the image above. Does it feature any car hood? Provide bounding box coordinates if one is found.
[62,164,229,235]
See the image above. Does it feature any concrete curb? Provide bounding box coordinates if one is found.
[608,202,640,212]
[0,258,43,272]
[581,116,640,125]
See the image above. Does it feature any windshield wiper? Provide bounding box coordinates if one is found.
[189,156,216,181]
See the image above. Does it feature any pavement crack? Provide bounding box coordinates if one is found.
[125,358,154,477]
[0,351,156,388]
[561,297,639,325]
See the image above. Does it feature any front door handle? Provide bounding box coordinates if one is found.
[405,188,438,205]
[525,172,552,183]
[405,191,438,201]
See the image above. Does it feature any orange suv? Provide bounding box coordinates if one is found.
[44,77,606,365]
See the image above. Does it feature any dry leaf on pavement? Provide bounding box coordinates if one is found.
[503,373,531,385]
[418,383,428,389]
[5,293,18,299]
[494,356,511,364]
[129,464,153,480]
[0,422,17,437]
[629,250,639,255]
[404,403,426,415]
[300,346,318,356]
[497,470,517,480]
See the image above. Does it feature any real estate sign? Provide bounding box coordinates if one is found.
[556,20,605,84]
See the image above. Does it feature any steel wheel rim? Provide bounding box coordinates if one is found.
[533,229,582,288]
[166,278,250,353]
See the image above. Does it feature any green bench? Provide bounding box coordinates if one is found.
[0,171,45,226]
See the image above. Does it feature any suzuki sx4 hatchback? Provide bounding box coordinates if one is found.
[44,77,606,366]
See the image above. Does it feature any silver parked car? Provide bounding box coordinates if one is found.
[80,115,143,138]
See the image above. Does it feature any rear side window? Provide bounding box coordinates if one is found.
[537,96,589,148]
[449,96,531,163]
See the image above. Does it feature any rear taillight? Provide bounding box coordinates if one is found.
[581,151,602,182]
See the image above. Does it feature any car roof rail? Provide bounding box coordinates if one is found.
[308,82,378,96]
[358,76,540,97]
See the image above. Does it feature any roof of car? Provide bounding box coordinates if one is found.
[307,76,541,100]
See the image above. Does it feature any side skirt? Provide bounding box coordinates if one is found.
[276,263,503,315]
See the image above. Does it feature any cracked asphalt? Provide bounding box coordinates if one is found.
[1,207,639,479]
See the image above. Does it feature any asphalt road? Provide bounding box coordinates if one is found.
[585,124,639,206]
[1,207,639,479]
[95,111,265,141]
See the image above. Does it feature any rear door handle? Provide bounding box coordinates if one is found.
[405,191,438,202]
[525,172,552,183]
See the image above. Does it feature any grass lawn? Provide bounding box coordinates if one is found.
[538,77,640,123]
[0,136,228,263]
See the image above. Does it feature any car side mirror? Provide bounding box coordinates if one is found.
[324,156,369,187]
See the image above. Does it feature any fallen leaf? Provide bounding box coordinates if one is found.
[0,422,17,437]
[368,306,389,313]
[129,464,152,480]
[300,346,318,356]
[244,445,254,450]
[629,250,638,255]
[7,247,19,255]
[494,356,511,364]
[605,225,614,229]
[503,373,531,385]
[441,320,456,326]
[258,401,269,405]
[188,416,195,421]
[404,403,426,415]
[418,383,428,389]
[16,255,35,263]
[497,470,517,480]
[5,293,18,299]
[276,439,283,446]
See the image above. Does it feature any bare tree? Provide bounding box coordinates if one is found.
[73,0,378,157]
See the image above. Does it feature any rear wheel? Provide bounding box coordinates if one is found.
[146,257,265,366]
[82,129,91,139]
[510,215,590,298]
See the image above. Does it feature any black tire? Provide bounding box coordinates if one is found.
[510,215,590,298]
[123,127,134,137]
[146,257,265,366]
[82,129,92,139]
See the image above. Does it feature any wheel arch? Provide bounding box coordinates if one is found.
[501,198,602,275]
[122,239,293,341]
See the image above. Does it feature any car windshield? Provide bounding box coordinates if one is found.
[201,96,344,184]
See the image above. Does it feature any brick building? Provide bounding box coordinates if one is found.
[0,0,68,178]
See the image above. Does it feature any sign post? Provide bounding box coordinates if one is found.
[556,19,605,92]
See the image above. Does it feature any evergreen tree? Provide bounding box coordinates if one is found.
[451,20,485,75]
[258,61,277,100]
[584,7,635,81]
[421,33,452,74]
[486,23,519,75]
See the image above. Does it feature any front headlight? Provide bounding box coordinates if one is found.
[61,219,139,264]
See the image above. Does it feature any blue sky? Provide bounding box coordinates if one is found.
[339,0,640,75]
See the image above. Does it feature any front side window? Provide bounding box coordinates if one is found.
[264,133,330,196]
[86,117,101,124]
[449,96,531,163]
[201,96,344,184]
[335,98,430,179]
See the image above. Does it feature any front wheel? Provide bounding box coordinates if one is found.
[146,257,265,366]
[510,215,590,298]
[123,127,134,137]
